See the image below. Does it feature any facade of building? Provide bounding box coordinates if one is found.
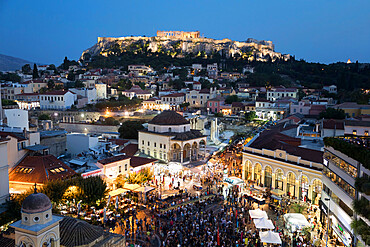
[207,97,225,113]
[160,93,185,109]
[186,87,217,108]
[0,137,9,204]
[344,120,370,136]
[242,127,323,204]
[333,102,370,118]
[142,97,170,111]
[40,91,77,110]
[14,93,40,110]
[122,85,152,100]
[138,111,207,164]
[321,140,370,247]
[267,88,298,102]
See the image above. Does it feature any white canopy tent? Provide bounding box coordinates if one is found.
[249,208,268,219]
[253,217,275,229]
[283,213,310,232]
[259,231,282,244]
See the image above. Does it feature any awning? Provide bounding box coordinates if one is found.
[249,208,268,219]
[259,231,282,244]
[108,188,130,197]
[283,213,310,228]
[253,217,275,229]
[271,189,285,196]
[134,186,155,193]
[25,144,49,151]
[123,184,142,191]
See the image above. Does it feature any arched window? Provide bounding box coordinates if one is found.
[264,166,272,188]
[168,127,172,132]
[275,169,284,190]
[287,172,296,197]
[245,160,252,181]
[254,163,262,185]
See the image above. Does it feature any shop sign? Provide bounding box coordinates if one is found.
[82,168,103,178]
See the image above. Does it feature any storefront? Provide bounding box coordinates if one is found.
[264,166,272,188]
[319,201,353,247]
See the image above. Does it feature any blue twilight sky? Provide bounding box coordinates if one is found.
[0,0,369,65]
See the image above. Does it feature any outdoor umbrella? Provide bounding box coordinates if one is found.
[259,231,282,244]
[253,217,275,229]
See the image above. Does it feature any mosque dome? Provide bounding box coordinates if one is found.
[148,110,189,125]
[21,192,52,214]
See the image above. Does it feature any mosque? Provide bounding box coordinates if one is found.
[0,187,125,247]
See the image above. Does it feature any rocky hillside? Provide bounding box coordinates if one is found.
[80,36,290,63]
[0,54,33,71]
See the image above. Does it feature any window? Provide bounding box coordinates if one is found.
[163,153,166,160]
[215,103,218,106]
[125,164,128,171]
[15,167,34,174]
[353,130,357,135]
[365,131,369,136]
[154,142,157,147]
[142,140,144,145]
[168,128,172,132]
[184,127,186,132]
[119,166,121,173]
[324,150,357,177]
[49,167,67,174]
[209,103,212,106]
[160,144,162,148]
[148,141,150,146]
[323,166,356,198]
[164,144,166,149]
[33,216,40,222]
[153,127,156,132]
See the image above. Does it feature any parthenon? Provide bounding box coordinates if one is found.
[157,30,200,39]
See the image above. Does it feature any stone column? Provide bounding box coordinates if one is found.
[271,173,276,189]
[261,170,265,186]
[242,163,246,181]
[308,184,313,202]
[251,166,255,182]
[283,177,287,196]
[180,150,183,164]
[295,179,301,199]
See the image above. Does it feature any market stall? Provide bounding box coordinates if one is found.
[259,231,282,245]
[283,213,310,232]
[249,208,268,219]
[253,217,275,229]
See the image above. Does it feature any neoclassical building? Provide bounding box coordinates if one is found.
[242,128,323,204]
[139,111,207,164]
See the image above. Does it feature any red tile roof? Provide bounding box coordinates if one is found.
[322,119,344,130]
[98,154,130,165]
[42,90,74,95]
[120,144,138,156]
[109,138,129,146]
[161,93,185,97]
[9,155,76,184]
[129,156,157,168]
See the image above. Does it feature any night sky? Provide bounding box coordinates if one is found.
[0,0,369,65]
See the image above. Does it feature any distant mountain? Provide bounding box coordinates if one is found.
[0,54,33,72]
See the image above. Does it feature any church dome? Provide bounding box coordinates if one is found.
[22,192,52,214]
[148,110,189,125]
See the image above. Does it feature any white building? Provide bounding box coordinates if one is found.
[66,133,100,156]
[95,83,107,100]
[40,90,77,110]
[70,88,97,104]
[0,137,9,204]
[323,85,337,94]
[138,111,207,164]
[160,93,185,109]
[267,88,298,102]
[4,109,29,131]
[128,65,154,76]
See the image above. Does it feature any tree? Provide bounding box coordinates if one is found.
[225,95,240,104]
[38,113,51,120]
[118,121,144,139]
[104,117,119,125]
[67,71,75,81]
[47,80,55,89]
[32,63,39,79]
[76,176,107,205]
[22,64,32,74]
[319,108,345,120]
[74,80,85,88]
[245,111,256,121]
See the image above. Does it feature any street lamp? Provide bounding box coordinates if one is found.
[325,197,331,247]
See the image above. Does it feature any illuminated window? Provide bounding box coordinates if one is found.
[353,130,357,135]
[49,167,66,174]
[15,167,34,174]
[365,131,369,136]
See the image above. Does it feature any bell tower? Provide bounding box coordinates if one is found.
[10,184,63,247]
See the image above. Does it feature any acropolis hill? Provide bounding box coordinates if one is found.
[80,31,290,62]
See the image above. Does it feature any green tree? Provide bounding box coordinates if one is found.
[22,64,32,74]
[74,80,85,88]
[67,71,75,81]
[32,63,39,79]
[47,80,55,89]
[76,176,107,205]
[104,117,119,125]
[225,95,240,104]
[38,113,51,120]
[245,111,256,121]
[118,120,144,139]
[1,99,17,106]
[319,108,346,119]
